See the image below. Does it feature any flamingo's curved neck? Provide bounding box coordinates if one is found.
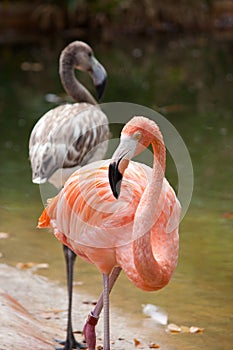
[134,138,166,232]
[60,60,97,105]
[147,139,166,207]
[132,136,177,291]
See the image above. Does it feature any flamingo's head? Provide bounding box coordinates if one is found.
[109,116,163,199]
[59,41,107,100]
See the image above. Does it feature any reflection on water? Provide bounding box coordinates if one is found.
[0,35,232,349]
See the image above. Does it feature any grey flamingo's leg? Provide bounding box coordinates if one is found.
[103,273,110,350]
[55,245,87,350]
[83,267,122,350]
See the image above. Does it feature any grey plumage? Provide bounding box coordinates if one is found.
[29,41,109,189]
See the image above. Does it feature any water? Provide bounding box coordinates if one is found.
[0,35,233,349]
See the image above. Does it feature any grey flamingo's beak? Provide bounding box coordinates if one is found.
[96,79,107,101]
[91,57,107,100]
[108,158,123,199]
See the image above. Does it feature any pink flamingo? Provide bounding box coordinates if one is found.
[38,116,181,350]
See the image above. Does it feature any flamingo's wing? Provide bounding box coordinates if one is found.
[38,161,149,244]
[38,160,149,273]
[29,103,109,185]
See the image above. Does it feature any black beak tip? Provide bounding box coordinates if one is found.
[113,187,120,199]
[112,190,119,199]
[108,162,122,199]
[96,78,107,101]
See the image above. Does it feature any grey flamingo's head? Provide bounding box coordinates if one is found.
[60,41,107,100]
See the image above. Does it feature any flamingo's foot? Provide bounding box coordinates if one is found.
[83,312,99,350]
[55,336,87,350]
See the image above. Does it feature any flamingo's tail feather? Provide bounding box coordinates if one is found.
[37,195,59,228]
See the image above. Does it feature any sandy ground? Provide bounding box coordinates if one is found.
[0,263,148,350]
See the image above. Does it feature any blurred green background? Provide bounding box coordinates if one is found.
[0,1,233,350]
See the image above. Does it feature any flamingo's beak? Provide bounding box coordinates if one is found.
[108,159,123,199]
[96,79,107,101]
[108,136,137,199]
[91,57,107,100]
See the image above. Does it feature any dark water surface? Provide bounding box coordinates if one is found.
[0,35,232,349]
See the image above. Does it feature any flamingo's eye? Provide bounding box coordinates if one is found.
[134,131,142,141]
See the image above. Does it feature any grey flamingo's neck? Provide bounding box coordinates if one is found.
[59,57,97,106]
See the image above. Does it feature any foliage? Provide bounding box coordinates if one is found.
[1,0,232,34]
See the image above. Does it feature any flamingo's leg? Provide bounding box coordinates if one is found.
[103,273,110,350]
[93,267,122,316]
[55,245,87,350]
[83,267,122,350]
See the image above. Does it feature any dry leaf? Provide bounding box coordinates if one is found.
[149,343,160,348]
[16,262,49,271]
[166,323,182,333]
[167,323,204,334]
[0,232,9,239]
[16,262,35,270]
[190,326,204,334]
[134,338,141,346]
